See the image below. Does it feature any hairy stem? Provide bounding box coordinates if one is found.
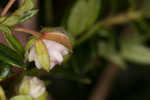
[14,27,40,37]
[1,0,16,16]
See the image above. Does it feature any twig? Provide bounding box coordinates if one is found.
[14,27,40,37]
[89,64,119,100]
[1,0,16,16]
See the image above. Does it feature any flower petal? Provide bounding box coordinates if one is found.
[35,40,50,72]
[28,47,42,69]
[29,77,46,99]
[28,47,35,62]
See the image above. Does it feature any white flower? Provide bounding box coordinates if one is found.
[28,39,69,70]
[26,28,72,72]
[19,76,46,99]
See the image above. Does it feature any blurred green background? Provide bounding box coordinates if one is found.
[1,0,150,100]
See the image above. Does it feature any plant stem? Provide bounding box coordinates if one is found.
[75,11,142,46]
[89,63,119,100]
[1,0,16,16]
[14,27,40,37]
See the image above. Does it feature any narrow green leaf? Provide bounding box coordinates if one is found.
[13,0,35,16]
[10,95,32,100]
[35,40,50,72]
[67,0,101,37]
[0,24,24,57]
[2,0,36,26]
[0,43,25,68]
[0,17,6,23]
[2,16,20,26]
[19,9,38,23]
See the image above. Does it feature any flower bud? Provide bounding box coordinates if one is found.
[26,28,72,72]
[19,76,47,100]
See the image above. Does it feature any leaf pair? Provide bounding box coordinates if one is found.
[1,0,38,26]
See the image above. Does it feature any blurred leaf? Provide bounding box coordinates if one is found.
[35,40,50,72]
[2,0,36,26]
[0,17,6,23]
[67,0,101,37]
[0,43,25,68]
[49,68,91,84]
[121,42,150,65]
[0,63,11,81]
[0,24,24,57]
[141,0,150,15]
[128,0,138,10]
[10,95,32,100]
[13,0,35,16]
[99,42,126,68]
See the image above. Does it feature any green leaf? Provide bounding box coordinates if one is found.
[67,0,101,37]
[2,16,20,26]
[13,0,35,16]
[0,63,11,81]
[10,95,32,100]
[141,0,150,15]
[35,40,50,72]
[19,9,38,23]
[0,43,25,68]
[0,17,6,23]
[0,24,24,57]
[2,0,36,26]
[98,42,126,68]
[121,42,150,65]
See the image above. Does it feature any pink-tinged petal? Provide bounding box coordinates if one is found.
[61,49,69,56]
[43,40,69,53]
[28,47,35,62]
[50,62,56,70]
[50,51,63,64]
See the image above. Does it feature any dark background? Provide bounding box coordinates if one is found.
[1,0,150,100]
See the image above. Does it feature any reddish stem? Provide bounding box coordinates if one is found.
[1,0,16,16]
[14,27,40,37]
